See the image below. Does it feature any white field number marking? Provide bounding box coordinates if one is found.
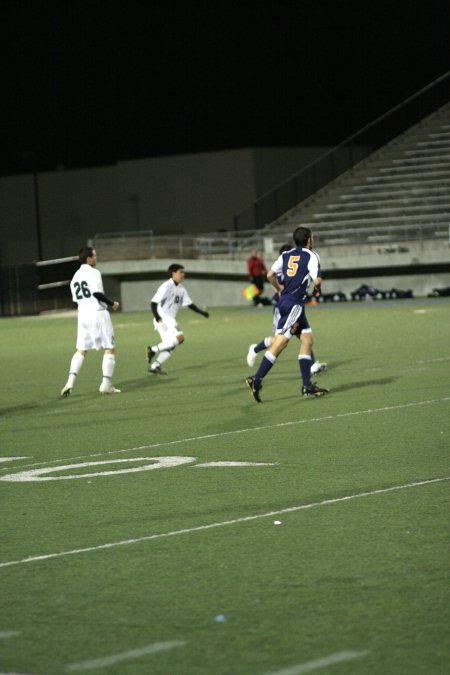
[264,649,369,675]
[66,640,186,672]
[0,457,274,481]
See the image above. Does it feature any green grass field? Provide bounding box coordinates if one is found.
[1,299,449,675]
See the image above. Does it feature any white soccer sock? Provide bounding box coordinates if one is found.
[153,337,179,352]
[67,352,85,388]
[154,350,172,366]
[101,354,115,386]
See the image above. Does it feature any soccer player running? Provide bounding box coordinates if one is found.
[246,226,330,402]
[61,246,120,397]
[246,243,328,375]
[146,263,209,374]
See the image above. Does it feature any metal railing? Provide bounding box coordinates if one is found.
[91,222,449,262]
[233,71,450,231]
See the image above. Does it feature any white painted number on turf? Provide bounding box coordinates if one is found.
[0,456,196,481]
[0,457,275,482]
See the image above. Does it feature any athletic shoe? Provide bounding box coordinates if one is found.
[146,346,156,364]
[60,384,72,398]
[302,383,330,397]
[149,366,167,375]
[99,384,121,394]
[246,376,262,403]
[311,361,328,375]
[246,344,257,367]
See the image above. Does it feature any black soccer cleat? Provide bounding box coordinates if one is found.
[246,376,262,403]
[146,346,156,364]
[302,383,330,398]
[148,365,167,375]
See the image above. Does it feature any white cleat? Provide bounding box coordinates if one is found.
[246,344,257,368]
[311,361,328,375]
[99,384,121,394]
[60,384,72,398]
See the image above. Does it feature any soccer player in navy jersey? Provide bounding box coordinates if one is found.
[246,227,330,402]
[246,244,328,375]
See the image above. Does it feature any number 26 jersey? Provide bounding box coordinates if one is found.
[70,264,106,312]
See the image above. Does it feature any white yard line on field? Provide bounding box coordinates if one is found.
[263,650,369,675]
[1,396,449,473]
[0,631,20,639]
[65,641,186,672]
[0,477,448,570]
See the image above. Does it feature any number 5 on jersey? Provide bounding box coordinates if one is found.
[287,255,300,276]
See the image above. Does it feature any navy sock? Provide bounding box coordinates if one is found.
[254,352,276,385]
[254,340,267,353]
[299,355,312,386]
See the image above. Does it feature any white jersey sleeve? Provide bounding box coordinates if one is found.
[270,254,284,277]
[307,251,321,279]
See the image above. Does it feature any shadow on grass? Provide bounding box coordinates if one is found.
[326,376,398,393]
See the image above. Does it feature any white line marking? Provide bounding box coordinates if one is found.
[0,477,447,570]
[1,397,449,474]
[0,457,196,482]
[194,461,277,467]
[263,650,369,675]
[0,630,20,639]
[65,641,186,671]
[0,457,29,463]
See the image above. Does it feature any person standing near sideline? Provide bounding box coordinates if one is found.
[61,246,121,397]
[247,249,271,306]
[146,263,209,375]
[246,226,330,402]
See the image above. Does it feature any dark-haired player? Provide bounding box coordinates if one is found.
[146,263,209,374]
[60,247,120,397]
[246,227,330,401]
[246,243,327,375]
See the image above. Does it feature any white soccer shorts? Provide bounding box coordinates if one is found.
[153,315,183,341]
[76,310,115,350]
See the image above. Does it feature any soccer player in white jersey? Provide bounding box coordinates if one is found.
[60,246,121,397]
[246,226,329,402]
[146,263,209,374]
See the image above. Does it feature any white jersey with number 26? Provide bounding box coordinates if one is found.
[70,264,106,312]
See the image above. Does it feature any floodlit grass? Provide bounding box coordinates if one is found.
[0,299,449,674]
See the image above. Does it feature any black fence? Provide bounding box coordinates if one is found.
[0,257,79,317]
[0,264,39,316]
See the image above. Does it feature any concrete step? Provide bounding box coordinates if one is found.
[312,203,450,221]
[391,154,450,165]
[323,196,450,211]
[338,186,448,200]
[379,164,450,174]
[305,212,450,227]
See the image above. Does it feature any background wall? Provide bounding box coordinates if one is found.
[0,146,329,265]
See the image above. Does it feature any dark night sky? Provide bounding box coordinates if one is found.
[1,0,449,176]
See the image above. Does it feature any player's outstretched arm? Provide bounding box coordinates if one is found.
[188,303,209,318]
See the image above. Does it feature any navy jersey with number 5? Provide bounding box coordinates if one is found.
[271,247,321,306]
